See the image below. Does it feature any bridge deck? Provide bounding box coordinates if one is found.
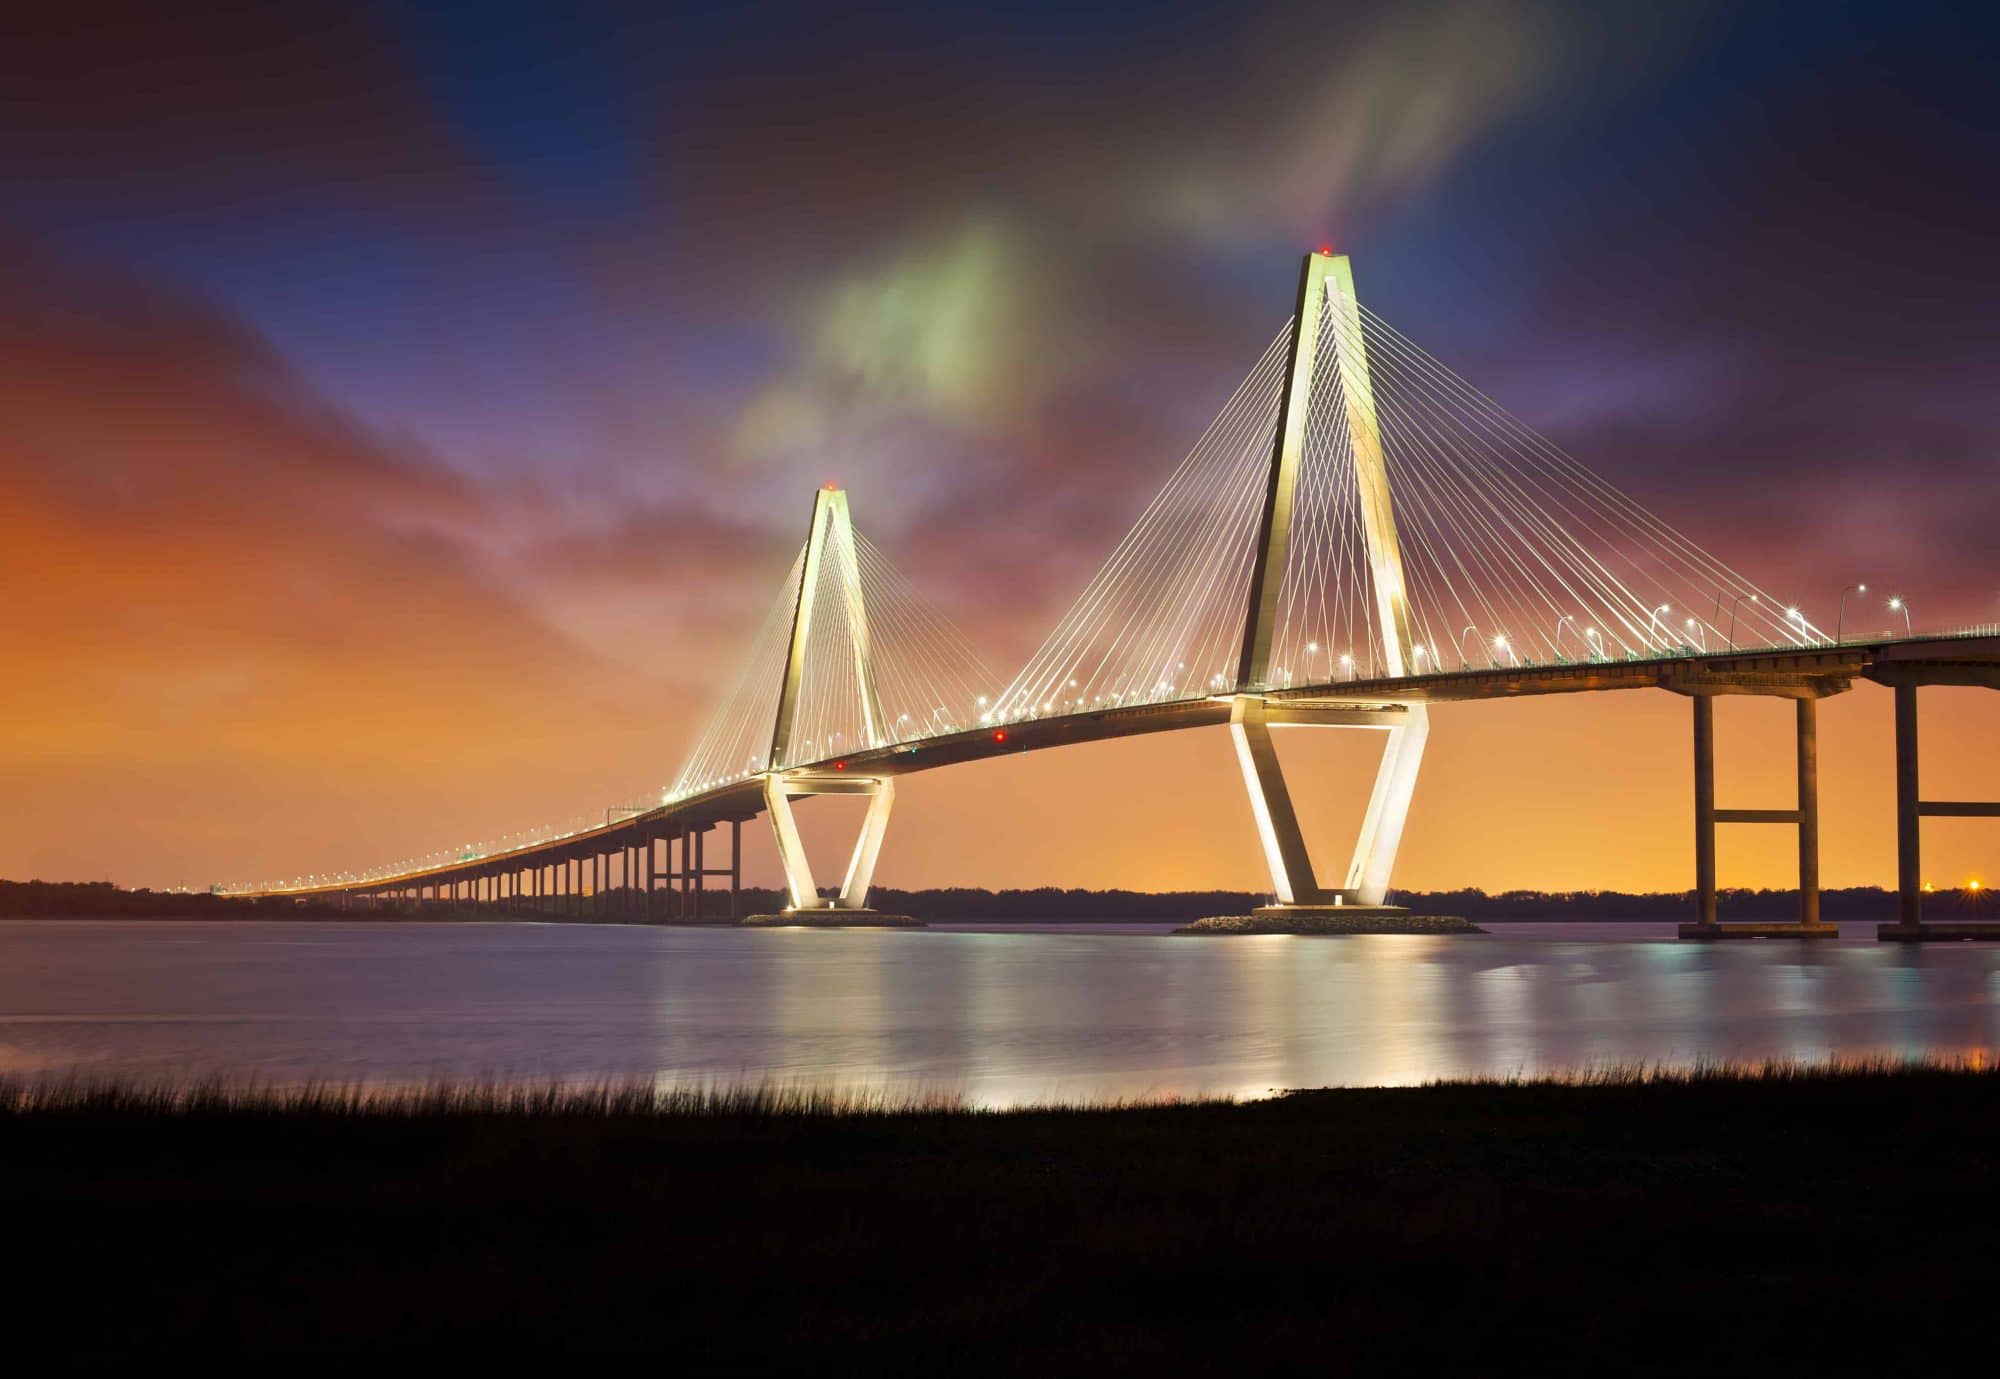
[247,633,1998,898]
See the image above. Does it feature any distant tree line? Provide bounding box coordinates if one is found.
[2,877,1987,923]
[0,880,348,918]
[859,885,1985,922]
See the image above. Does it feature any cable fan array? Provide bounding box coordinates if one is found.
[991,325,1293,722]
[1263,298,1817,680]
[665,511,994,800]
[997,293,1820,720]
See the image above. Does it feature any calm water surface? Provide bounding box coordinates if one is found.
[2,919,1997,1104]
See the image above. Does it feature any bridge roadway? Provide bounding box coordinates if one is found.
[256,631,1998,932]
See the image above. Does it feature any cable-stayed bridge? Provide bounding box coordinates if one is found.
[235,253,1999,939]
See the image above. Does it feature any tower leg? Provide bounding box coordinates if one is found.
[766,776,820,910]
[838,782,895,908]
[1229,699,1322,904]
[1343,706,1429,906]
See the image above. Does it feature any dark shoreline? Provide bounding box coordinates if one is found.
[5,1060,1996,1365]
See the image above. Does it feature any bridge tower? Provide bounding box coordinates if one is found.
[1231,251,1430,912]
[753,485,912,923]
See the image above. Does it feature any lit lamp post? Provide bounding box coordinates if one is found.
[1555,614,1578,662]
[1785,605,1808,644]
[1684,616,1706,652]
[1726,592,1759,651]
[1494,634,1517,667]
[1457,624,1480,670]
[1888,595,1911,636]
[1584,627,1604,661]
[1647,603,1671,651]
[1836,583,1868,642]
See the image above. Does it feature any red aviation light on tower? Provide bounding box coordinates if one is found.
[1316,243,1334,256]
[823,481,838,491]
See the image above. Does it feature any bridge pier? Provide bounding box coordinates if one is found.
[1877,683,2000,940]
[1229,697,1427,909]
[1679,694,1835,939]
[744,773,920,927]
[1199,697,1476,934]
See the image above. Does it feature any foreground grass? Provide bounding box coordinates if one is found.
[4,1060,1996,1367]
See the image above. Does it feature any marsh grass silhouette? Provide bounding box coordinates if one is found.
[3,1058,1995,1367]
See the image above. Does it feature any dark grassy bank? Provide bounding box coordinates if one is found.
[4,1062,1996,1367]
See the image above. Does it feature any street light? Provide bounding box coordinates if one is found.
[1584,627,1604,661]
[1647,603,1671,650]
[1555,614,1578,662]
[1726,592,1759,651]
[1785,605,1808,644]
[1494,634,1518,667]
[1888,596,1912,636]
[1836,583,1868,643]
[1457,624,1481,669]
[1684,616,1706,652]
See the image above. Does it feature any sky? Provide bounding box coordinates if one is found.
[2,0,1996,895]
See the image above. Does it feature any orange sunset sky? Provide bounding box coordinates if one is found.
[3,2,1995,896]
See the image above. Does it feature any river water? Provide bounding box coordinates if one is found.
[1,919,1995,1104]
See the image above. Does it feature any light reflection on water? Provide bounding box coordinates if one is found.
[0,919,1995,1106]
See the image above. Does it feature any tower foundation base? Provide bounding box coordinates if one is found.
[1177,906,1483,936]
[740,909,925,929]
[1877,922,2000,942]
[1678,921,1839,940]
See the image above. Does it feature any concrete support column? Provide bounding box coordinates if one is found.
[1693,694,1716,928]
[645,836,655,920]
[730,819,742,920]
[1796,697,1821,927]
[1895,683,1922,928]
[674,832,687,919]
